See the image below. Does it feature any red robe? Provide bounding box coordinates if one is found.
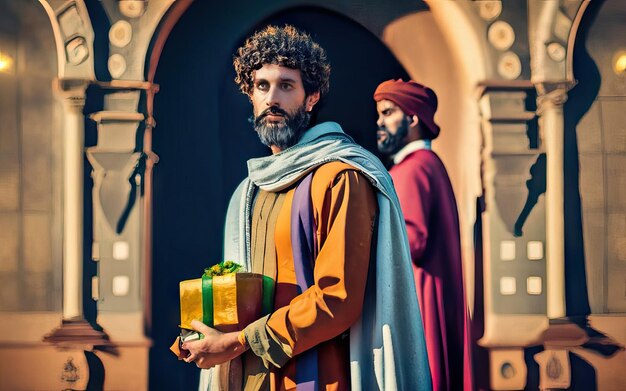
[390,149,473,391]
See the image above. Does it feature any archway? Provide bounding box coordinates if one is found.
[150,3,409,389]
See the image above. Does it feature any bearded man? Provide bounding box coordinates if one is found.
[374,79,473,391]
[183,26,431,391]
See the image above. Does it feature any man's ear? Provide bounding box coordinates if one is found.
[409,114,420,128]
[305,91,321,112]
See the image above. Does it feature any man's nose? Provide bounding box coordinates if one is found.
[377,117,384,128]
[266,86,280,107]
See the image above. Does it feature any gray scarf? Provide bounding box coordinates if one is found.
[215,121,431,391]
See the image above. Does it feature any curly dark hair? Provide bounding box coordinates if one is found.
[233,25,331,98]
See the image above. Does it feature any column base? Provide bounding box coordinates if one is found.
[43,319,113,351]
[542,318,589,347]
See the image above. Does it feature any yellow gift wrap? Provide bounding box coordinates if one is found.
[179,277,204,331]
[179,272,274,333]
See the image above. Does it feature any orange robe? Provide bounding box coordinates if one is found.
[242,162,377,390]
[390,149,473,391]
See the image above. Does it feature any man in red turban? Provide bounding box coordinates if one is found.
[374,79,474,391]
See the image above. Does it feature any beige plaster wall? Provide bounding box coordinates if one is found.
[0,344,149,391]
[0,312,150,391]
[381,8,485,312]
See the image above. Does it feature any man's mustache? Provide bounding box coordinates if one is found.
[254,107,289,126]
[377,127,390,141]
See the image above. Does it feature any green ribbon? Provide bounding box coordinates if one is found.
[201,274,213,327]
[201,273,274,327]
[262,275,274,316]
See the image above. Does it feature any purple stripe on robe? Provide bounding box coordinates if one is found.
[291,172,318,391]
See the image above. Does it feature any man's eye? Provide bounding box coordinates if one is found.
[256,82,269,91]
[281,83,292,90]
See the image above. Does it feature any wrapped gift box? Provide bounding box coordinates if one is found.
[179,272,274,333]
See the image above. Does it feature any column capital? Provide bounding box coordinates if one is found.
[52,78,91,109]
[535,82,573,115]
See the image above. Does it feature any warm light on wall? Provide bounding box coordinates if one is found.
[0,51,14,73]
[614,50,626,75]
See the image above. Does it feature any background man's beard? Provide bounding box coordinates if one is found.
[377,118,409,155]
[253,105,311,150]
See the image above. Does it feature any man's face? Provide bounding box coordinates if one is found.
[376,99,410,155]
[250,64,319,151]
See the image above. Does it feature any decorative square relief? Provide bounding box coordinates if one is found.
[500,277,517,295]
[112,275,129,297]
[527,276,542,295]
[112,241,129,261]
[500,240,516,261]
[92,276,99,300]
[527,241,544,261]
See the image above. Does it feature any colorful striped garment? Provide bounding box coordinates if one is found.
[239,161,376,390]
[201,122,432,391]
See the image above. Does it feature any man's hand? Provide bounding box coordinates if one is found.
[182,320,247,369]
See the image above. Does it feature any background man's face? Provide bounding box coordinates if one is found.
[251,64,315,151]
[376,99,410,155]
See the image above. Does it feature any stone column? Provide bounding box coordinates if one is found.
[536,83,569,319]
[44,78,109,346]
[55,78,89,320]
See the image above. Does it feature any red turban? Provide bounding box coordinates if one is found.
[373,79,440,139]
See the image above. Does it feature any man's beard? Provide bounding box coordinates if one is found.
[253,104,311,150]
[377,116,409,155]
